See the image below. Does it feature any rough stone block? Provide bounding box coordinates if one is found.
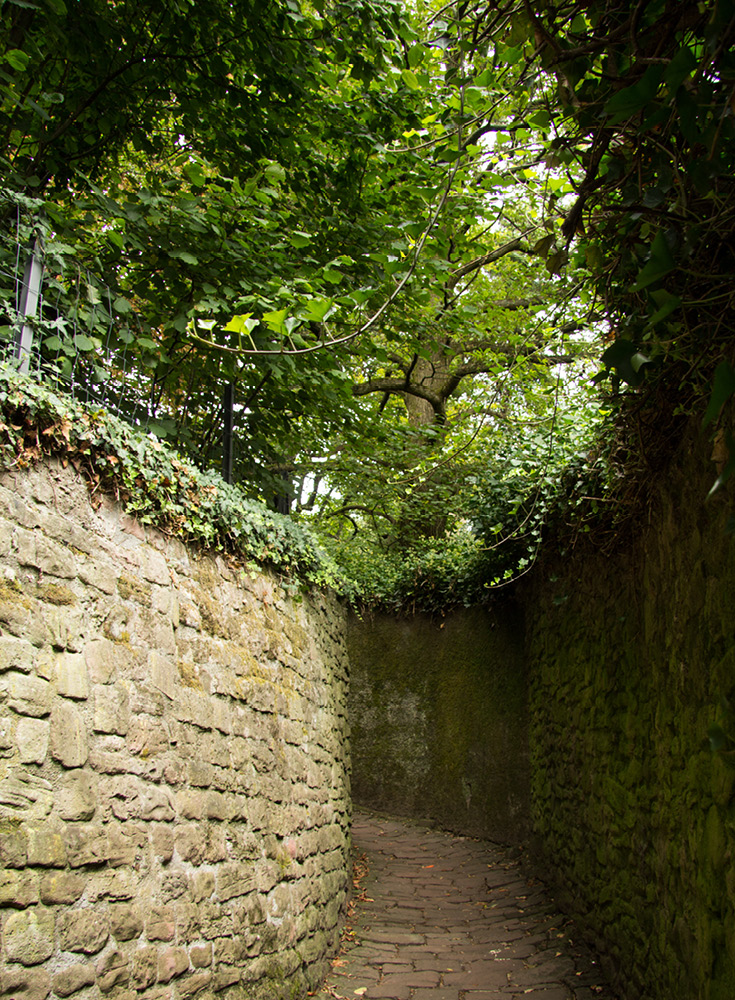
[50,701,87,767]
[146,905,175,942]
[149,649,176,700]
[56,652,89,699]
[4,671,51,717]
[197,902,232,940]
[42,604,86,652]
[139,783,175,822]
[157,946,189,983]
[189,943,212,969]
[130,946,158,991]
[52,962,96,997]
[0,868,39,907]
[0,769,54,821]
[34,536,76,578]
[217,861,257,901]
[65,824,109,867]
[150,823,174,862]
[107,821,147,867]
[175,789,204,820]
[0,715,13,757]
[2,906,55,965]
[214,967,243,992]
[177,971,212,998]
[0,965,51,999]
[0,821,27,866]
[95,948,130,992]
[108,903,143,941]
[175,902,200,942]
[57,769,97,821]
[39,871,85,905]
[190,870,215,903]
[58,909,110,954]
[93,684,130,735]
[84,638,119,684]
[78,559,117,595]
[16,717,49,764]
[0,636,35,673]
[174,823,206,865]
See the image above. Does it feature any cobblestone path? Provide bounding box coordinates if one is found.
[313,811,619,1000]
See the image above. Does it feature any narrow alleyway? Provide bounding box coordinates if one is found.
[314,811,619,1000]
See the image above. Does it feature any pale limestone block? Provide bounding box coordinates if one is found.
[77,558,116,594]
[55,651,89,699]
[57,768,97,821]
[138,783,175,822]
[50,701,88,767]
[14,527,37,567]
[16,717,49,764]
[211,697,232,735]
[42,604,86,653]
[4,671,51,717]
[34,535,76,578]
[2,906,55,965]
[0,714,13,756]
[93,684,130,735]
[149,649,176,700]
[0,768,54,821]
[84,637,119,684]
[0,635,35,673]
[143,548,169,586]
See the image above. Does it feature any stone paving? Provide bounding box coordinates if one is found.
[313,810,619,1000]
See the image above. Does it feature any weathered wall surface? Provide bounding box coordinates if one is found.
[525,421,735,1000]
[347,605,529,844]
[0,461,350,1000]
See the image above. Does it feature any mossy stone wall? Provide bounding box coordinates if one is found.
[525,421,735,1000]
[347,604,529,844]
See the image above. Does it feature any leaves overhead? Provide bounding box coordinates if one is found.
[1,0,733,611]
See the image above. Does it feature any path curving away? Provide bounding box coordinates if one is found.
[313,810,619,1000]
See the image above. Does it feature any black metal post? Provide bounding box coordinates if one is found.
[222,382,235,483]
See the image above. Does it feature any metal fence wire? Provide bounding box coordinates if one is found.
[1,208,171,432]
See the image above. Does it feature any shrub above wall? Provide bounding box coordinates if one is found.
[0,453,351,998]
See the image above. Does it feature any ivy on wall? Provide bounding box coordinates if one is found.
[0,367,345,594]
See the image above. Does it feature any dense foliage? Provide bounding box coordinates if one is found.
[2,0,733,610]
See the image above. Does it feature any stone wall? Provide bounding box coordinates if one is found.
[524,418,735,1000]
[0,461,351,1000]
[347,605,529,844]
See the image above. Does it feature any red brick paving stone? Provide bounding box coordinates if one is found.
[410,992,461,1000]
[364,983,413,999]
[311,810,619,1000]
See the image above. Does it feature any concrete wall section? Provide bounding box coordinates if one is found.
[0,462,351,1000]
[347,605,529,844]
